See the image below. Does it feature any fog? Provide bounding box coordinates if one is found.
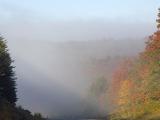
[0,20,155,42]
[0,19,155,117]
[0,1,157,118]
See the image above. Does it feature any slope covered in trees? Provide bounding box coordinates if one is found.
[108,8,160,120]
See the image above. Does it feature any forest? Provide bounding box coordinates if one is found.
[94,8,160,120]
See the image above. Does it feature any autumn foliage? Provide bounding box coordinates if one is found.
[109,9,160,120]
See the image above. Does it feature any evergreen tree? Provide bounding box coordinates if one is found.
[0,36,17,104]
[156,8,160,30]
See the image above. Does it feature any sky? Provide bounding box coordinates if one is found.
[0,0,159,42]
[0,0,159,21]
[0,0,160,117]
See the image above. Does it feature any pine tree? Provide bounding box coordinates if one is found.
[0,37,17,104]
[156,8,160,30]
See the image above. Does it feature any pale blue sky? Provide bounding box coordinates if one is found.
[0,0,159,42]
[0,0,159,22]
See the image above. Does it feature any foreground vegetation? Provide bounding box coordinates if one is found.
[0,99,47,120]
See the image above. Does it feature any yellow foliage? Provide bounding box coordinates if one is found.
[118,80,131,106]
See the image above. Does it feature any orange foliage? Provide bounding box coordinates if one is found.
[109,58,133,105]
[108,9,160,119]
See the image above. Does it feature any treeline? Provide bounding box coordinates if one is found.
[0,99,47,120]
[0,37,47,120]
[108,8,160,120]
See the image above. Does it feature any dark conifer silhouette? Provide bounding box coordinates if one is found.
[0,37,17,104]
[156,8,160,30]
